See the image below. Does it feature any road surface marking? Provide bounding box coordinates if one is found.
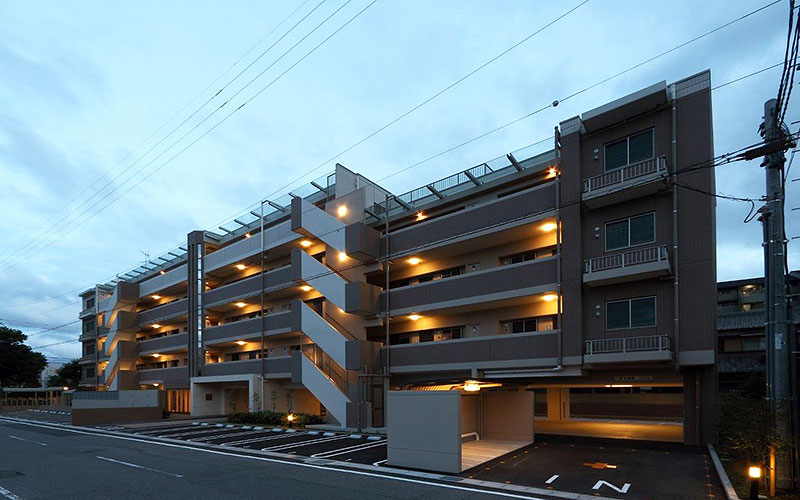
[0,417,570,500]
[96,456,183,478]
[372,459,388,466]
[312,440,386,458]
[592,480,630,494]
[545,474,558,484]
[9,435,47,446]
[0,485,21,500]
[221,432,308,446]
[261,435,349,451]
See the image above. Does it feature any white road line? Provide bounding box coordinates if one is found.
[9,435,47,446]
[222,432,307,446]
[262,435,349,451]
[372,459,388,467]
[96,456,183,478]
[312,440,386,459]
[545,474,559,484]
[0,485,22,500]
[0,417,555,500]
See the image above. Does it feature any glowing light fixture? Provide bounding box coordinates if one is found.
[62,386,69,391]
[336,205,348,217]
[152,324,161,329]
[287,414,295,423]
[547,166,558,178]
[236,340,246,346]
[152,353,161,358]
[245,233,252,238]
[235,302,247,308]
[300,285,312,292]
[338,251,347,261]
[604,384,633,388]
[407,257,421,265]
[463,380,481,392]
[415,212,427,221]
[542,293,558,302]
[748,466,762,479]
[408,314,421,321]
[235,264,246,270]
[159,270,166,275]
[152,383,159,387]
[151,295,161,300]
[300,240,312,248]
[540,222,557,232]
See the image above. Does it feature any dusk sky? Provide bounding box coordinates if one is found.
[0,0,797,361]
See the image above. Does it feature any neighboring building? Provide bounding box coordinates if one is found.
[716,272,800,393]
[79,70,717,445]
[39,362,64,387]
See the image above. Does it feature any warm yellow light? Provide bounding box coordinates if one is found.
[159,270,166,275]
[338,251,347,261]
[604,384,633,388]
[540,222,557,232]
[152,383,159,387]
[236,340,246,346]
[62,386,69,391]
[336,205,347,217]
[407,257,421,265]
[416,212,427,221]
[749,466,762,479]
[152,324,161,329]
[235,302,247,308]
[152,353,161,358]
[300,285,312,292]
[235,264,246,270]
[151,295,161,300]
[463,381,481,392]
[547,166,558,178]
[286,414,295,422]
[300,240,312,248]
[542,293,558,302]
[245,232,252,238]
[408,314,421,321]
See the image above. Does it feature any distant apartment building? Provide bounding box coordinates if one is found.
[78,70,717,445]
[717,272,800,393]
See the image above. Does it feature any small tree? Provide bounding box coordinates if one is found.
[718,390,787,467]
[46,359,81,388]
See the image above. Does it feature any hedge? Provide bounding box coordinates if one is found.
[227,411,325,427]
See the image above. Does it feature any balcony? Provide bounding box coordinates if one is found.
[79,307,96,319]
[583,245,670,287]
[203,311,292,345]
[137,298,187,326]
[583,334,672,364]
[582,156,668,209]
[138,366,189,385]
[203,356,292,377]
[138,264,187,297]
[383,258,557,315]
[388,330,559,373]
[203,265,293,308]
[138,332,188,354]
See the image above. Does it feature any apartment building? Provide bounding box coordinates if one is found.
[79,70,717,445]
[717,272,800,393]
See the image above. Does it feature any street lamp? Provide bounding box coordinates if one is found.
[748,466,761,500]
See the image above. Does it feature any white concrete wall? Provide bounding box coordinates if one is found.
[73,390,162,409]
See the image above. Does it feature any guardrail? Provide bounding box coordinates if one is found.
[583,156,667,193]
[585,335,671,355]
[584,245,668,274]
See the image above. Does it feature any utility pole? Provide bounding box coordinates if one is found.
[760,98,794,493]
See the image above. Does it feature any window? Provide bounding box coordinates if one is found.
[390,266,464,288]
[500,246,557,265]
[501,316,558,334]
[84,320,95,333]
[84,344,95,355]
[604,129,654,171]
[392,326,464,345]
[85,297,95,309]
[605,297,656,330]
[605,213,655,251]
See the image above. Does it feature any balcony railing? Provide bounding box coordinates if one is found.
[584,335,671,355]
[583,156,667,194]
[584,245,669,274]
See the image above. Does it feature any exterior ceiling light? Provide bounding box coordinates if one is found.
[151,295,161,300]
[407,257,421,265]
[300,285,312,292]
[542,293,558,302]
[235,302,247,308]
[408,314,421,321]
[152,324,161,329]
[152,353,160,358]
[300,240,312,248]
[415,212,427,221]
[547,166,558,178]
[540,222,557,232]
[235,264,246,270]
[245,233,252,238]
[604,384,633,388]
[159,270,166,275]
[336,205,348,217]
[153,383,159,387]
[62,386,69,391]
[236,340,246,346]
[463,380,481,392]
[338,251,347,261]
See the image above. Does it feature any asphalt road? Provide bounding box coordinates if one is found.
[0,417,548,500]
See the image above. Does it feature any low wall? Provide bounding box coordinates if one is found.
[72,407,163,425]
[71,390,164,425]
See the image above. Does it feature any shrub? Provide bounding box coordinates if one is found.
[227,411,325,427]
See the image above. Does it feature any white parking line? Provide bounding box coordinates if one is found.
[372,459,387,467]
[9,435,47,447]
[2,417,556,500]
[222,432,306,447]
[261,435,349,451]
[189,429,261,442]
[545,474,559,484]
[96,456,183,478]
[311,439,386,459]
[0,485,22,500]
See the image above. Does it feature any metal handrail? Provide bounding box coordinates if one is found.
[584,245,668,274]
[585,335,671,355]
[583,156,667,193]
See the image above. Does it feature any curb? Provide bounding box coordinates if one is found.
[708,444,740,500]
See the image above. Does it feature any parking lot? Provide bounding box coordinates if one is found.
[463,435,724,500]
[129,422,388,466]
